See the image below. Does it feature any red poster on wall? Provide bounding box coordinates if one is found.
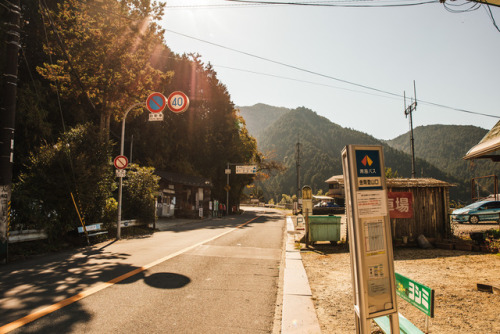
[388,192,413,218]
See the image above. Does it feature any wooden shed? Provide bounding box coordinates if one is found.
[386,178,454,241]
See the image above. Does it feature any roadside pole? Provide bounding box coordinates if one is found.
[116,102,141,240]
[0,0,21,263]
[226,163,230,216]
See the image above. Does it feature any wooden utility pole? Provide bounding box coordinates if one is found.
[0,0,21,263]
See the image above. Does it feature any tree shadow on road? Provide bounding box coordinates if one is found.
[0,245,139,331]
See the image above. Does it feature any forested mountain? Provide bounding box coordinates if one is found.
[385,125,498,182]
[241,105,467,202]
[238,104,289,137]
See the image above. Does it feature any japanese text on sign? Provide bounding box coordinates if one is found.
[395,272,434,317]
[388,192,413,219]
[356,190,388,218]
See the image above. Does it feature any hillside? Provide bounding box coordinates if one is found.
[246,106,466,202]
[385,125,498,182]
[237,104,289,138]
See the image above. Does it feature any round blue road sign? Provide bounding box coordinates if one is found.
[146,92,166,113]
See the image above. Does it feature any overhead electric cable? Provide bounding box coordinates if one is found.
[164,28,499,119]
[224,0,439,8]
[163,28,401,99]
[62,0,500,119]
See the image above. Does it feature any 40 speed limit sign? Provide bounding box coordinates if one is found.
[167,91,190,114]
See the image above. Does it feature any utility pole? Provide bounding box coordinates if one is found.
[0,0,21,263]
[295,137,301,198]
[404,81,417,179]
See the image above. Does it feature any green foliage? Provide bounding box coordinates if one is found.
[37,0,171,133]
[122,164,160,223]
[385,167,398,179]
[128,55,260,206]
[12,123,114,242]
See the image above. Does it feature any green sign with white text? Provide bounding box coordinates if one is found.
[395,272,434,317]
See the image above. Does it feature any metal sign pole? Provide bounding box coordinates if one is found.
[117,102,141,240]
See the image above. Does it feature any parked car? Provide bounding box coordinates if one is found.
[451,200,500,224]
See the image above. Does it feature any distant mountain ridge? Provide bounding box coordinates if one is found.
[385,124,497,182]
[238,104,289,138]
[238,104,473,202]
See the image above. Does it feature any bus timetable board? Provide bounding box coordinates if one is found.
[341,145,399,334]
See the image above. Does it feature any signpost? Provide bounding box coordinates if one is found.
[342,145,399,334]
[146,92,166,113]
[114,155,128,170]
[395,273,434,318]
[236,165,257,174]
[167,91,189,114]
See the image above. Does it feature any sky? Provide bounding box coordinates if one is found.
[158,0,500,140]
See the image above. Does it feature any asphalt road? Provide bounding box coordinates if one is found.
[0,208,286,334]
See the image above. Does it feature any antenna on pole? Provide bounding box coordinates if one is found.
[404,81,417,179]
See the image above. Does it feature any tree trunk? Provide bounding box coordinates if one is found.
[99,112,111,142]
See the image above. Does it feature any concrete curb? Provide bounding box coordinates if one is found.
[282,216,322,333]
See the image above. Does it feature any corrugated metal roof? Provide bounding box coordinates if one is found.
[464,120,500,160]
[386,178,454,188]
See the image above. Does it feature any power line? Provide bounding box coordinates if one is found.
[46,0,500,119]
[224,0,439,8]
[164,28,499,119]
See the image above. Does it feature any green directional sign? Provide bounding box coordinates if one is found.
[395,272,435,317]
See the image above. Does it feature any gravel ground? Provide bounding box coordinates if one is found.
[298,216,500,333]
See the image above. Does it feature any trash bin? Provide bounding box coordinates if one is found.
[308,215,341,243]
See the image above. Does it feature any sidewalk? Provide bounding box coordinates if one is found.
[281,215,322,333]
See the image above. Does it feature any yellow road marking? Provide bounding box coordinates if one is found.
[0,216,259,333]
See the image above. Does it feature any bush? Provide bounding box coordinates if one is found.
[122,164,159,224]
[12,123,114,243]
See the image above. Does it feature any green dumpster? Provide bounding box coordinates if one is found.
[308,215,341,243]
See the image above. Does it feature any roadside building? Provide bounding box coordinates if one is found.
[385,178,454,241]
[325,175,454,241]
[325,175,345,206]
[155,170,212,218]
[463,120,500,201]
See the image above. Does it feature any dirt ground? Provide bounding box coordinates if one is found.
[298,217,500,333]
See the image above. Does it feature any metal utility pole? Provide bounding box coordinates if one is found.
[117,102,142,240]
[0,0,21,263]
[226,163,230,215]
[295,138,301,198]
[404,81,417,179]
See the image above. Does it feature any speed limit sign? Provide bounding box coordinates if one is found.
[167,91,190,114]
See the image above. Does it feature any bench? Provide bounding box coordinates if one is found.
[374,313,423,334]
[374,272,434,334]
[77,223,108,237]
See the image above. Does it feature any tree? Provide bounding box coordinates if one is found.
[37,0,172,137]
[129,55,261,206]
[12,123,114,242]
[122,164,160,223]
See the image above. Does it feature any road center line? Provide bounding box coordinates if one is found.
[0,216,259,334]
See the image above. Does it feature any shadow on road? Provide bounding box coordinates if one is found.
[0,246,139,329]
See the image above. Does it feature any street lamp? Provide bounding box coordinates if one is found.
[117,102,142,240]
